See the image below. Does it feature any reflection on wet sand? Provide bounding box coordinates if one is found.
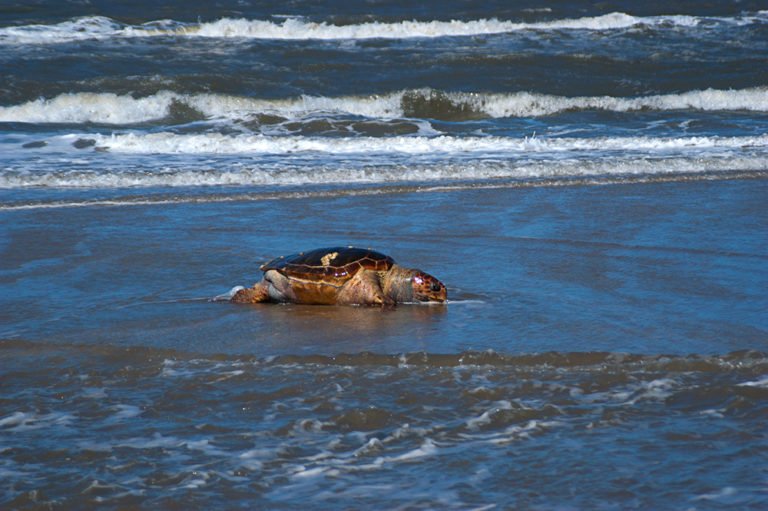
[236,302,447,350]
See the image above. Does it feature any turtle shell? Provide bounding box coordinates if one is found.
[261,246,395,287]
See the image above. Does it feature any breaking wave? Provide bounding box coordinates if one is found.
[83,132,768,155]
[2,152,766,191]
[2,87,767,125]
[1,11,766,44]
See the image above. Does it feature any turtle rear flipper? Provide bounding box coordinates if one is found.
[337,269,394,307]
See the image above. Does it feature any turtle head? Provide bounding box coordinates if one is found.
[411,271,447,303]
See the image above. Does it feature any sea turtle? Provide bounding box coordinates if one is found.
[231,246,447,306]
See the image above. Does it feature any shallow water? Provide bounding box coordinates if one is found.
[2,179,766,356]
[2,180,768,509]
[2,0,768,508]
[2,341,768,510]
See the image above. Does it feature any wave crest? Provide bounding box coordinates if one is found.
[2,88,766,125]
[85,132,768,155]
[1,11,765,44]
[2,148,767,190]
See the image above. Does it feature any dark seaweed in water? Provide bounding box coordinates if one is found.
[166,99,207,125]
[401,89,488,121]
[22,140,47,149]
[72,138,96,149]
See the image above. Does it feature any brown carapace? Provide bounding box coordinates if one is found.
[231,246,447,306]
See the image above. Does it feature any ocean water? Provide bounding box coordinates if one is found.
[1,1,767,509]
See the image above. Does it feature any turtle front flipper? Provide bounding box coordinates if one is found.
[337,269,394,307]
[231,281,271,303]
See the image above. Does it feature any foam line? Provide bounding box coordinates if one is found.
[87,132,768,155]
[1,153,766,189]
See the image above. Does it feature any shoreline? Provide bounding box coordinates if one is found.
[1,168,767,211]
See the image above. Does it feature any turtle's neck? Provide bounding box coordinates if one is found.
[381,264,414,303]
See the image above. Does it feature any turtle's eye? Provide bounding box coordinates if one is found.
[430,282,441,292]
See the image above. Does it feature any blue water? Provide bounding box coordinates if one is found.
[1,1,767,509]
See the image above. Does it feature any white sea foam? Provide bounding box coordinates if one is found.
[0,91,180,124]
[86,132,768,156]
[1,152,766,190]
[737,377,768,388]
[487,420,558,445]
[2,88,766,125]
[387,438,438,462]
[468,87,768,117]
[178,12,706,39]
[212,286,246,302]
[693,487,739,502]
[0,16,122,45]
[0,411,75,431]
[1,12,765,44]
[466,400,514,430]
[110,404,143,420]
[626,378,677,404]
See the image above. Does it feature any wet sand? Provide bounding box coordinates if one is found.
[1,177,766,357]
